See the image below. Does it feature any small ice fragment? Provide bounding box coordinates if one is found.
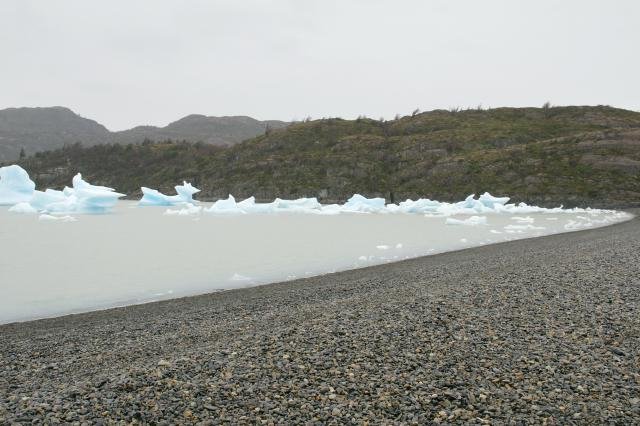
[230,273,251,281]
[460,238,468,243]
[164,203,202,216]
[376,245,390,250]
[489,229,502,234]
[395,243,403,249]
[511,216,534,224]
[358,255,368,261]
[445,216,487,226]
[38,214,77,222]
[504,224,545,231]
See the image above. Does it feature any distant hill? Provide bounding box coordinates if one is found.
[0,106,288,161]
[10,105,640,208]
[113,115,288,147]
[0,107,110,161]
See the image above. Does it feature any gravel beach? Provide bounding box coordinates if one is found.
[1,215,639,424]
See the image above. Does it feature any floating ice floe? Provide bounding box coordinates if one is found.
[139,182,200,206]
[0,165,36,205]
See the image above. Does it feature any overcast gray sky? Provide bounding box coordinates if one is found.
[0,0,638,130]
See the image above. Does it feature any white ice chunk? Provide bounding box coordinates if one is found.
[342,194,386,213]
[395,198,442,214]
[0,165,35,205]
[478,192,510,209]
[270,197,322,212]
[230,273,252,282]
[205,195,245,214]
[139,182,200,206]
[164,203,203,216]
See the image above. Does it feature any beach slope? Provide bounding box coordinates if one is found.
[1,215,639,423]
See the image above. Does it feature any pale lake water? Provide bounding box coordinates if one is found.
[0,201,631,323]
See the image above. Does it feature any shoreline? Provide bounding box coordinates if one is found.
[1,213,639,423]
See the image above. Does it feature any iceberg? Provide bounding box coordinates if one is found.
[139,182,200,206]
[0,165,36,205]
[4,169,124,215]
[40,174,125,214]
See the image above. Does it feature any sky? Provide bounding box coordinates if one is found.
[0,0,638,131]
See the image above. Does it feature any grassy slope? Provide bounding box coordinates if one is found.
[11,105,640,207]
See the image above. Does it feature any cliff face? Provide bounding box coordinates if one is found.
[11,105,640,208]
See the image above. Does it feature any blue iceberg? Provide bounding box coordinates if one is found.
[0,165,36,205]
[139,182,200,206]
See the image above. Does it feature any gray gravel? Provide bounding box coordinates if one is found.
[1,214,640,424]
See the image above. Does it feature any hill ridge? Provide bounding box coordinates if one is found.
[9,105,640,208]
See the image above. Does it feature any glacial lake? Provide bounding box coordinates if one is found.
[0,201,631,323]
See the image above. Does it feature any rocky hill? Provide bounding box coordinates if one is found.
[10,105,640,208]
[0,107,288,161]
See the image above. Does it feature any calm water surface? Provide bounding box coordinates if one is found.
[0,201,630,323]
